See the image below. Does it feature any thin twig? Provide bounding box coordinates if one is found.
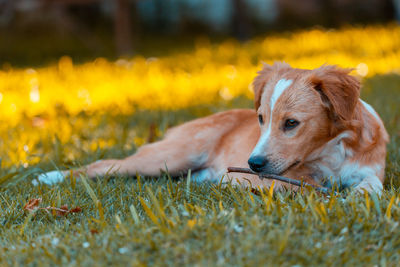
[227,167,331,194]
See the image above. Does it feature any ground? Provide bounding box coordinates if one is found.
[0,25,400,266]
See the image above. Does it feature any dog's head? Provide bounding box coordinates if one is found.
[248,62,360,174]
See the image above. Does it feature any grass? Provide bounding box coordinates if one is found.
[1,24,400,266]
[0,72,399,266]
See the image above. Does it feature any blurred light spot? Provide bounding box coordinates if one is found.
[234,224,243,233]
[78,88,92,106]
[30,87,40,103]
[25,68,36,75]
[23,163,28,168]
[219,87,233,100]
[115,59,132,68]
[23,145,29,152]
[83,242,90,248]
[356,63,369,77]
[0,92,3,103]
[32,117,46,128]
[181,210,189,217]
[146,57,158,64]
[51,238,60,246]
[78,89,88,98]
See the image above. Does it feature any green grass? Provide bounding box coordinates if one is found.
[0,74,400,266]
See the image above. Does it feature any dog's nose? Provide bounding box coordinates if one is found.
[248,156,268,172]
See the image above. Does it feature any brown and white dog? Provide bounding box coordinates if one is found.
[35,62,389,193]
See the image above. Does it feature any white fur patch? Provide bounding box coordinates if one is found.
[33,170,65,185]
[306,131,352,183]
[192,168,219,183]
[354,175,383,194]
[270,79,293,108]
[306,130,383,192]
[360,99,380,120]
[251,79,293,157]
[339,163,378,186]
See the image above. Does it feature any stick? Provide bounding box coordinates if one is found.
[227,167,331,194]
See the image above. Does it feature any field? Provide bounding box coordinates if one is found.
[1,25,400,266]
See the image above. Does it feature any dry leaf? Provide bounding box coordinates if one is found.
[23,198,82,217]
[58,205,70,216]
[23,198,42,212]
[69,207,82,213]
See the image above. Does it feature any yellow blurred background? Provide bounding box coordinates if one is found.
[1,24,399,126]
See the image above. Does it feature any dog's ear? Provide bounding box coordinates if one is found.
[252,63,273,110]
[310,65,360,122]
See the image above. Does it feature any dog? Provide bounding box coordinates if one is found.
[35,62,389,193]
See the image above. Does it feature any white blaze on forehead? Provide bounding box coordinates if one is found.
[270,79,293,110]
[251,79,293,157]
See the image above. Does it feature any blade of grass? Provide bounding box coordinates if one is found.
[80,175,104,222]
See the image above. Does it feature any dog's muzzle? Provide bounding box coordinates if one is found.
[248,156,300,175]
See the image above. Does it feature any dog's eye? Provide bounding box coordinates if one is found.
[258,114,264,125]
[284,119,299,130]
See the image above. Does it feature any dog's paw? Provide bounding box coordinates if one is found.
[33,170,66,185]
[353,180,383,196]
